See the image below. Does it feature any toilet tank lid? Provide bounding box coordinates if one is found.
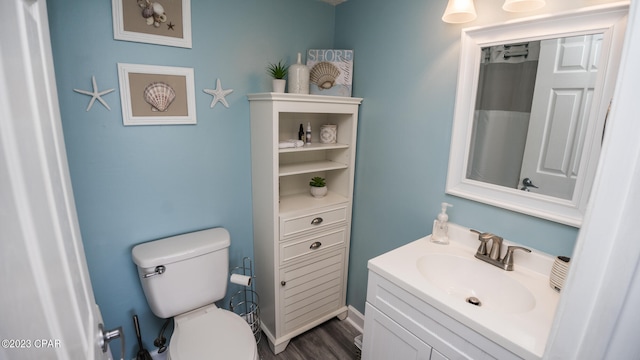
[132,227,230,268]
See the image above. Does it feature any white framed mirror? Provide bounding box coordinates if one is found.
[446,2,628,227]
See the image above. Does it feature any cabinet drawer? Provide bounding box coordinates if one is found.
[280,205,347,239]
[280,227,346,265]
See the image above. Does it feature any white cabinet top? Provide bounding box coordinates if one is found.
[247,93,363,105]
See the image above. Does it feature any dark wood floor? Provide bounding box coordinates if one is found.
[257,318,362,360]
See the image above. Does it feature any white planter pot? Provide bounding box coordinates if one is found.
[272,79,286,93]
[310,186,328,198]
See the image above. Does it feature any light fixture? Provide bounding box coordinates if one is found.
[442,0,477,24]
[502,0,546,12]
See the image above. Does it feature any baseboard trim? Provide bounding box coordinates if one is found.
[346,305,365,333]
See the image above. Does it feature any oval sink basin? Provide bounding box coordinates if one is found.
[417,253,536,313]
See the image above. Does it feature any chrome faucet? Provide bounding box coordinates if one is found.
[487,234,503,260]
[470,229,531,271]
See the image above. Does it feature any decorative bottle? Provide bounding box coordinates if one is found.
[288,52,310,94]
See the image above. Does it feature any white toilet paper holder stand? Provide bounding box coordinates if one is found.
[229,257,261,344]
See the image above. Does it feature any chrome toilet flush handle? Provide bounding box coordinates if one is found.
[143,265,166,278]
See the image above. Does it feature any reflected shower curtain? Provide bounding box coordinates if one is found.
[467,42,539,189]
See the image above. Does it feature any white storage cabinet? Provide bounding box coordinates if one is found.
[248,93,362,354]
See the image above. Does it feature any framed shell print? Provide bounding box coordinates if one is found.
[112,0,192,48]
[117,63,196,126]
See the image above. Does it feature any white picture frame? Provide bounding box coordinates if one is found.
[112,0,192,48]
[117,63,196,126]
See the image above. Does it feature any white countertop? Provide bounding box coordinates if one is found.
[367,223,560,359]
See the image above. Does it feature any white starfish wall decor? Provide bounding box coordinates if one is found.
[203,79,233,108]
[73,76,115,111]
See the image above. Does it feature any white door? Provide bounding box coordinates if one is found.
[0,1,122,359]
[520,34,603,200]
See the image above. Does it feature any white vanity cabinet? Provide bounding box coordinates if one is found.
[248,93,362,354]
[363,271,521,360]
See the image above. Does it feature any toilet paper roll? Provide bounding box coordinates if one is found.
[230,273,252,287]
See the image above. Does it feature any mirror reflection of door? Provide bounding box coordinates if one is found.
[467,34,605,200]
[520,34,603,200]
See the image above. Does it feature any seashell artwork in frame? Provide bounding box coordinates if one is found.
[112,0,192,48]
[117,63,196,126]
[143,82,176,112]
[310,62,341,90]
[306,49,353,97]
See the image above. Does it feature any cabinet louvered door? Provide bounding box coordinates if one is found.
[278,249,346,335]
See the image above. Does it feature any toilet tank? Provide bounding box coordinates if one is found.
[132,227,230,319]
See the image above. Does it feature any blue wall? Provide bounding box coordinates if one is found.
[47,0,334,357]
[48,0,617,357]
[333,0,619,314]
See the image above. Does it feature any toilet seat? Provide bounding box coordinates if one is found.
[169,305,258,360]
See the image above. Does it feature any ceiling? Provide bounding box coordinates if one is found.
[319,0,347,5]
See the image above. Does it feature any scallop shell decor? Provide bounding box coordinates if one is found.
[143,82,176,112]
[310,62,340,89]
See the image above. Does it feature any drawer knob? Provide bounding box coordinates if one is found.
[281,281,286,286]
[310,241,322,250]
[311,217,323,225]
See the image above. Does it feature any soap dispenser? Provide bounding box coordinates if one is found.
[431,202,453,244]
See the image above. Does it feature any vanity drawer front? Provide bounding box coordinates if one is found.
[279,205,347,239]
[279,249,346,334]
[280,227,346,265]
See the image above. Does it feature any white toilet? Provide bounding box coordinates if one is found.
[132,227,258,360]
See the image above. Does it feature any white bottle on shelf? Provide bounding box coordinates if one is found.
[288,52,310,94]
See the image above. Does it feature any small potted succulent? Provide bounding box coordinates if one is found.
[309,176,328,198]
[267,60,288,93]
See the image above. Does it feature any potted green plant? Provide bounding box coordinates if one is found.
[309,176,327,198]
[267,60,288,93]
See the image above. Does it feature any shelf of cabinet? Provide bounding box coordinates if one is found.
[279,160,348,177]
[279,192,349,216]
[279,143,349,153]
